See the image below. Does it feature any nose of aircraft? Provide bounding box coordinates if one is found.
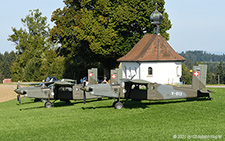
[14,89,26,95]
[14,89,21,94]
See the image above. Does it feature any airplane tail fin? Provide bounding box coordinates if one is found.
[110,68,122,85]
[88,68,98,85]
[191,64,207,90]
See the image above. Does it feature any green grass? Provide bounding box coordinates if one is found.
[0,88,224,140]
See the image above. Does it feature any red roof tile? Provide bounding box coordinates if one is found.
[117,34,185,62]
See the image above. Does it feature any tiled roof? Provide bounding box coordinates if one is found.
[117,34,185,62]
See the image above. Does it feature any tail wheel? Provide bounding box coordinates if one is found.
[114,101,124,109]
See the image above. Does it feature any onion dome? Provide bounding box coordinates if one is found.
[150,3,163,35]
[150,9,163,25]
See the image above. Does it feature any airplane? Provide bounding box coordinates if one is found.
[14,68,102,108]
[81,64,214,109]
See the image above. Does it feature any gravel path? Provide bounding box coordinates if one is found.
[0,84,17,102]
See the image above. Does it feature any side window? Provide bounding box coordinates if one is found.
[148,67,153,76]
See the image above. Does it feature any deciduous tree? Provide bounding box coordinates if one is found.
[50,0,172,77]
[8,9,65,81]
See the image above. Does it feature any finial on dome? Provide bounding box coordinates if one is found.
[150,3,163,35]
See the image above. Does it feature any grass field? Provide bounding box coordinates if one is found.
[0,88,224,140]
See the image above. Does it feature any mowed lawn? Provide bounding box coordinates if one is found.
[0,88,224,140]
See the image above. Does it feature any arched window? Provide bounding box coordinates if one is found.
[148,67,153,76]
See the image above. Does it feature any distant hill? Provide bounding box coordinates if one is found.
[179,50,225,75]
[179,50,225,62]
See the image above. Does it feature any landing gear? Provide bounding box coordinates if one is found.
[97,98,102,101]
[34,98,40,102]
[41,99,47,102]
[34,98,47,102]
[65,100,71,105]
[45,101,52,108]
[113,101,124,109]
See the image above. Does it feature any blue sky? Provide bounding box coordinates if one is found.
[1,0,225,54]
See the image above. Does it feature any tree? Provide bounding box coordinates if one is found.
[216,61,224,84]
[50,0,172,77]
[8,9,65,81]
[182,63,192,84]
[207,67,217,84]
[0,51,16,82]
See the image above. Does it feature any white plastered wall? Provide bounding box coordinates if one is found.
[121,61,182,84]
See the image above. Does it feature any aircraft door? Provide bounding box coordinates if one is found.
[54,86,73,100]
[125,82,148,100]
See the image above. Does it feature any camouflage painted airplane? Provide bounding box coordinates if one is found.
[14,68,101,108]
[81,64,214,109]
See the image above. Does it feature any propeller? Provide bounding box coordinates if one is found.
[80,82,93,104]
[16,81,21,104]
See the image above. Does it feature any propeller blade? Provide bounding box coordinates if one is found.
[16,81,21,104]
[17,81,20,89]
[83,82,86,104]
[17,94,21,104]
[83,91,86,104]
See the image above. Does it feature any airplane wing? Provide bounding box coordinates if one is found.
[28,79,76,87]
[84,84,119,98]
[54,81,75,86]
[125,79,151,84]
[28,82,43,86]
[27,81,55,86]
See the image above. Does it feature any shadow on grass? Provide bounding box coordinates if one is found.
[82,105,113,110]
[16,101,35,106]
[82,97,212,110]
[19,106,45,111]
[53,98,105,108]
[128,97,212,109]
[19,98,106,110]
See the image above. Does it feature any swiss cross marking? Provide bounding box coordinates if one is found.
[89,73,93,77]
[194,71,199,77]
[112,74,117,79]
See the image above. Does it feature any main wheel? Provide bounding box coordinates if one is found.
[114,101,124,109]
[112,101,117,107]
[45,101,52,108]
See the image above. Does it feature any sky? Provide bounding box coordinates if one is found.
[1,0,225,54]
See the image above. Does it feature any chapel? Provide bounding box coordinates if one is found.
[117,5,185,84]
